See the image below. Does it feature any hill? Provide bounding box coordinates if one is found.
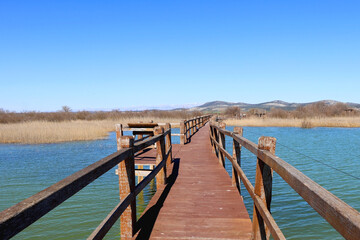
[190,100,360,112]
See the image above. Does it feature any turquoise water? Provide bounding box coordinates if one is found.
[223,127,360,240]
[0,127,359,239]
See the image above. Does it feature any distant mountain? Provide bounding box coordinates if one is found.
[190,100,360,112]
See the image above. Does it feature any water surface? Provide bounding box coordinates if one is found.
[1,127,359,239]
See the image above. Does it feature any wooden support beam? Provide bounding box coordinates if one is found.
[180,121,185,145]
[252,136,276,240]
[165,123,172,184]
[115,124,123,151]
[232,127,243,194]
[210,125,216,154]
[218,122,226,167]
[118,136,136,238]
[154,126,166,188]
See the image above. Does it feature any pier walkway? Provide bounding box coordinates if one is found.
[134,124,251,239]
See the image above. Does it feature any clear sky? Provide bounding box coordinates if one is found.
[1,1,359,112]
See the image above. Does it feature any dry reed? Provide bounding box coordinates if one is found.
[0,117,184,144]
[224,117,360,128]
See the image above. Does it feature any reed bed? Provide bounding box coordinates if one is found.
[224,117,360,128]
[0,117,184,144]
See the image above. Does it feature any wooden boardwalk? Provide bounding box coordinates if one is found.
[134,124,252,239]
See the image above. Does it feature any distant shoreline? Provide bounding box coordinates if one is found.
[0,118,184,144]
[224,117,360,128]
[1,117,359,144]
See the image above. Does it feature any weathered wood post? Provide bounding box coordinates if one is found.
[165,123,172,183]
[232,127,243,194]
[154,126,166,188]
[180,121,185,145]
[189,120,193,138]
[193,119,196,133]
[252,136,276,240]
[118,136,136,238]
[191,119,195,135]
[210,124,216,153]
[218,122,226,167]
[115,124,123,150]
[186,121,190,142]
[213,124,220,158]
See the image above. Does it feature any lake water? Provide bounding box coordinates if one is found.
[0,127,359,239]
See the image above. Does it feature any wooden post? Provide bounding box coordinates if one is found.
[186,121,190,142]
[190,120,192,135]
[118,136,136,238]
[180,121,185,145]
[218,123,226,167]
[154,126,166,188]
[214,125,219,158]
[252,136,276,240]
[232,127,243,194]
[188,121,191,138]
[115,124,123,151]
[210,125,216,153]
[165,123,172,183]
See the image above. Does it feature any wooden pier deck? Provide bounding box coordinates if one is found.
[134,124,252,239]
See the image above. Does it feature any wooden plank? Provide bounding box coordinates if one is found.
[124,128,155,132]
[127,123,158,128]
[0,149,132,240]
[135,169,151,177]
[133,131,154,136]
[135,124,252,239]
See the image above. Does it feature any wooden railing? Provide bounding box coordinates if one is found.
[115,115,211,145]
[209,122,360,240]
[179,115,211,144]
[0,125,173,240]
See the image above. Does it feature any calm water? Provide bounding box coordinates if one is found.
[0,127,359,239]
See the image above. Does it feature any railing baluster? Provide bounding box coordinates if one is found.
[165,123,172,183]
[232,127,243,194]
[180,121,185,145]
[154,126,166,188]
[115,124,123,150]
[218,122,226,167]
[118,136,136,238]
[210,125,216,154]
[252,136,276,240]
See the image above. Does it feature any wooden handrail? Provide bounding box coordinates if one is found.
[180,115,212,144]
[116,115,211,144]
[0,125,173,240]
[209,122,360,240]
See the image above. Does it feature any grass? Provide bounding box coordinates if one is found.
[0,117,184,144]
[223,117,360,128]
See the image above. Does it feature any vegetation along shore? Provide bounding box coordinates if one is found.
[0,101,359,144]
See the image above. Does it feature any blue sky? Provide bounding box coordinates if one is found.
[1,1,359,112]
